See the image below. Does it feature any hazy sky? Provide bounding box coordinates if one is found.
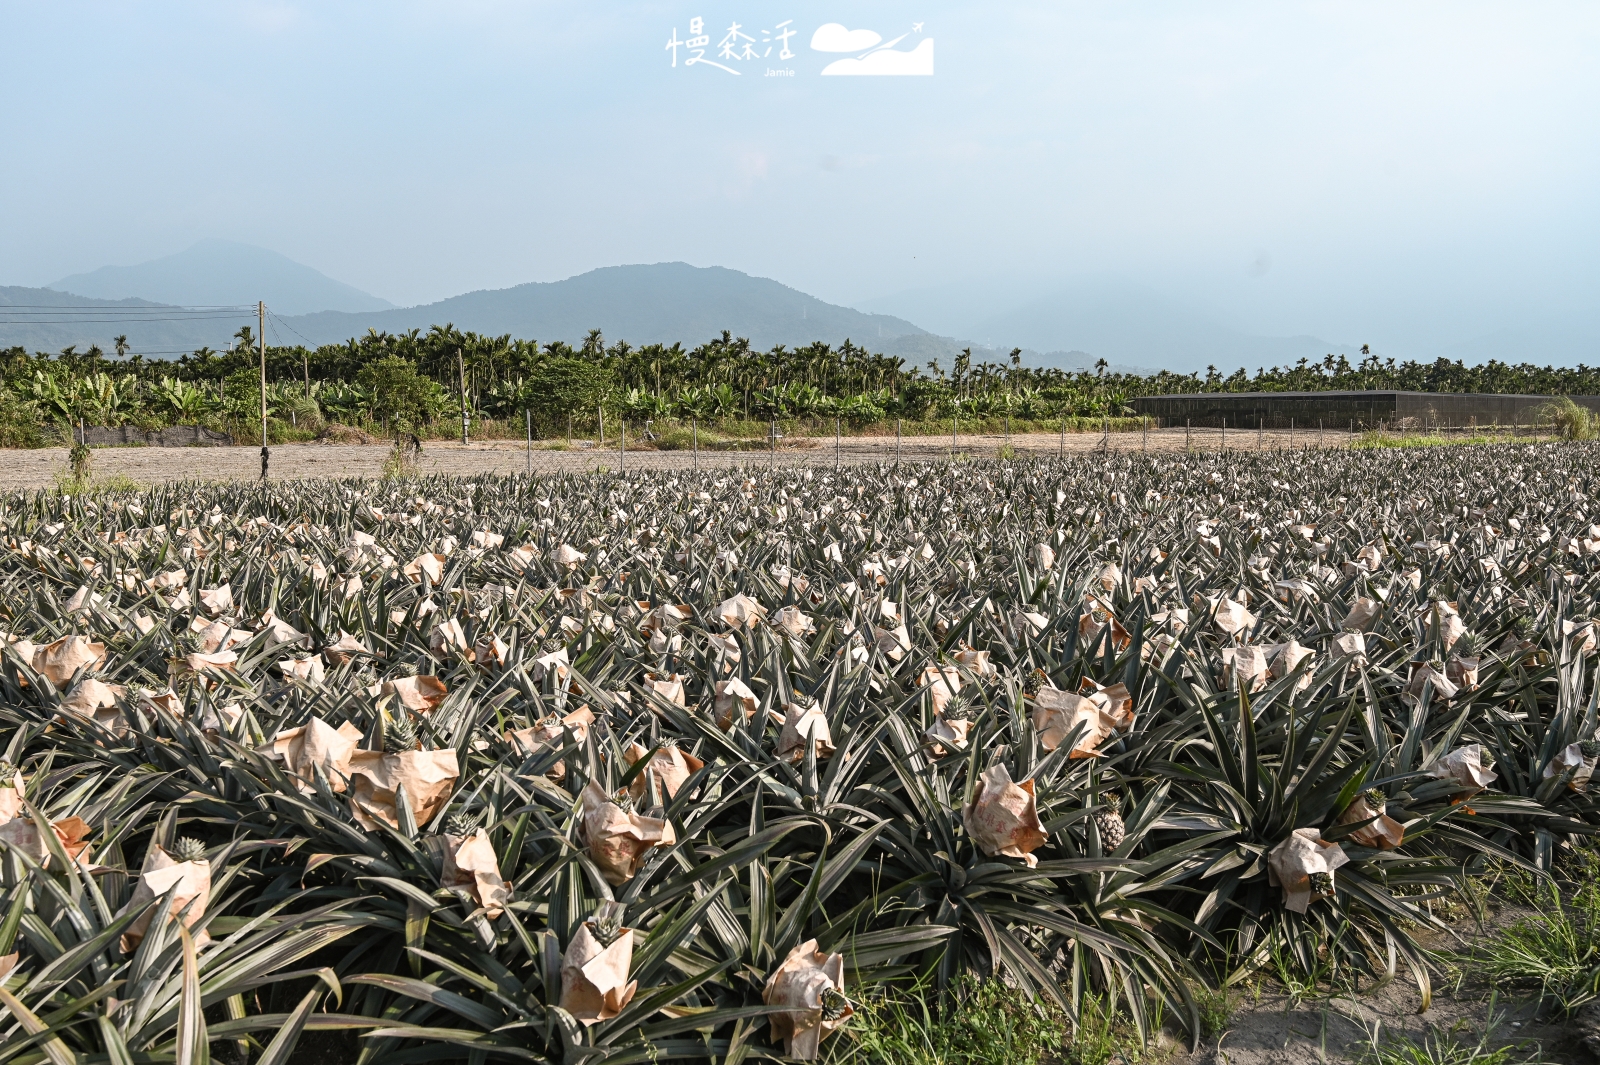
[4,1,1597,352]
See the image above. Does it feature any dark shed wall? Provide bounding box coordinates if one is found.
[1134,392,1395,429]
[1133,392,1600,430]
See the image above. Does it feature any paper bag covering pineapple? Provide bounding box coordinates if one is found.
[433,823,512,917]
[578,782,676,886]
[1267,828,1348,913]
[260,717,364,794]
[776,700,835,763]
[1545,740,1600,793]
[624,740,704,801]
[118,839,212,952]
[560,902,637,1024]
[1335,789,1404,849]
[714,677,759,729]
[347,716,460,831]
[32,634,106,688]
[1428,744,1497,802]
[506,706,594,782]
[763,939,852,1060]
[963,764,1048,867]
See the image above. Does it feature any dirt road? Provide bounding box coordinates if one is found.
[0,427,1352,491]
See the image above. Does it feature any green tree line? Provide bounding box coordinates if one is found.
[0,324,1596,447]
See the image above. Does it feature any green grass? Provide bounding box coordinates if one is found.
[1479,849,1600,1015]
[1351,431,1542,449]
[825,978,1148,1065]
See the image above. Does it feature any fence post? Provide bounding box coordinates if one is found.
[1186,418,1191,451]
[619,420,624,475]
[1059,416,1065,459]
[692,416,698,469]
[1221,417,1226,451]
[525,409,531,476]
[835,417,841,469]
[896,418,902,466]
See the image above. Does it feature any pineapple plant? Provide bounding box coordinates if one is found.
[171,837,207,862]
[385,713,418,753]
[1,426,1598,1061]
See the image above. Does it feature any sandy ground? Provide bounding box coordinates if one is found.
[0,428,1356,490]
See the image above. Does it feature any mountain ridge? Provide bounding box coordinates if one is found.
[49,239,394,317]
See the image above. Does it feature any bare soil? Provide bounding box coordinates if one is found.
[1173,902,1583,1065]
[0,428,1353,491]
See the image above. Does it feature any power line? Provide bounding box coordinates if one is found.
[267,309,317,347]
[0,314,255,324]
[0,302,254,307]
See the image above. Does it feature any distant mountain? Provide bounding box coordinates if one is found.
[0,287,248,356]
[0,263,936,359]
[283,263,927,350]
[49,239,394,317]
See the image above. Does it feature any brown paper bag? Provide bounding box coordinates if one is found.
[32,635,106,687]
[0,768,23,824]
[774,606,815,638]
[402,553,447,583]
[1222,645,1270,693]
[763,939,850,1060]
[560,907,637,1024]
[714,677,759,729]
[260,718,364,794]
[384,674,448,712]
[322,630,369,666]
[436,828,511,917]
[1335,792,1404,849]
[60,678,130,735]
[0,812,93,870]
[952,648,996,677]
[507,706,594,782]
[920,665,962,717]
[962,764,1047,867]
[776,701,835,763]
[1406,662,1459,704]
[1429,744,1497,798]
[578,782,676,886]
[199,584,234,616]
[1031,688,1117,758]
[118,843,211,952]
[1267,828,1348,913]
[716,593,767,629]
[1209,597,1257,636]
[923,712,971,756]
[349,748,461,831]
[624,741,704,801]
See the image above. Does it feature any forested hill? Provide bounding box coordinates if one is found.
[284,263,929,351]
[1,264,935,357]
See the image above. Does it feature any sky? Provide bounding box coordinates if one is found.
[3,1,1597,356]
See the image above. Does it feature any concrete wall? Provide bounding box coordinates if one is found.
[78,425,233,447]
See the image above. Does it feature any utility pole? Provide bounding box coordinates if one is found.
[457,347,469,445]
[259,301,268,480]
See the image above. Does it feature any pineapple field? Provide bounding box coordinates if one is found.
[2,442,1599,1063]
